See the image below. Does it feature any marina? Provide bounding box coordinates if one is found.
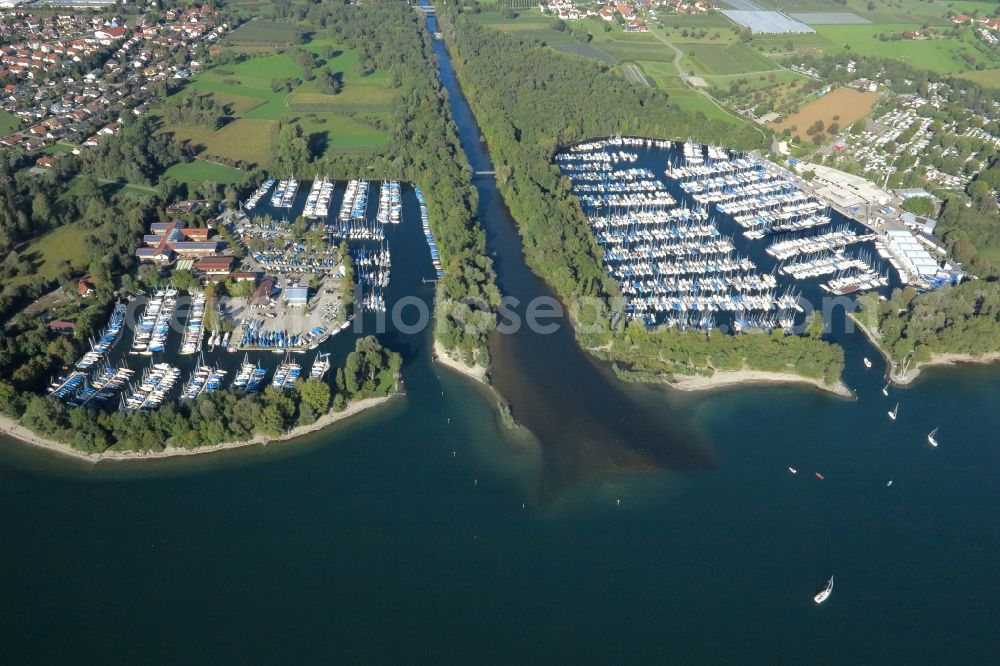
[556,138,897,332]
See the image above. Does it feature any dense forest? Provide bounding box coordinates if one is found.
[0,336,400,454]
[438,7,844,385]
[858,283,1000,367]
[935,158,1000,277]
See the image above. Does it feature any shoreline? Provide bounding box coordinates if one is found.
[890,351,1000,386]
[848,313,1000,386]
[669,368,853,398]
[433,339,487,382]
[0,395,394,464]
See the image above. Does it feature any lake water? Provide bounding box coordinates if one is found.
[0,10,997,664]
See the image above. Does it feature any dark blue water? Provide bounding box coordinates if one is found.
[0,8,998,664]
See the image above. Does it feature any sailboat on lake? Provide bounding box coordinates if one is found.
[888,403,898,421]
[928,427,939,447]
[814,576,834,604]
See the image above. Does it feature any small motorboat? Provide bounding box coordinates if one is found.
[815,472,825,480]
[863,357,872,368]
[788,467,798,474]
[886,480,893,487]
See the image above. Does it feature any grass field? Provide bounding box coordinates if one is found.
[8,224,89,288]
[813,24,988,74]
[682,42,781,76]
[957,68,1000,89]
[160,33,393,165]
[161,119,278,166]
[773,87,879,139]
[163,160,247,186]
[0,109,21,134]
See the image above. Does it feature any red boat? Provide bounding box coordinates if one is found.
[815,472,825,480]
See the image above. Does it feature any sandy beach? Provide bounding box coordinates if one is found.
[433,340,487,382]
[0,395,394,464]
[670,368,853,398]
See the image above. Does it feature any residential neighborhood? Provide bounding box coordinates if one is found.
[0,4,227,163]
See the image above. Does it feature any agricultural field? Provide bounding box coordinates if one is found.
[813,23,992,74]
[159,33,393,166]
[224,19,301,45]
[551,42,619,64]
[772,87,879,140]
[682,42,781,76]
[0,109,20,134]
[162,160,247,186]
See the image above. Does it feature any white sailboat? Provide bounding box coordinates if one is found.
[927,427,939,448]
[888,403,898,421]
[814,576,834,604]
[882,381,889,397]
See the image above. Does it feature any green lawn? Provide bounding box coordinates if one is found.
[163,160,247,186]
[41,142,76,155]
[0,109,21,134]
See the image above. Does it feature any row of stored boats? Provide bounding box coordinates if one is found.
[415,187,443,279]
[270,178,299,209]
[76,301,127,370]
